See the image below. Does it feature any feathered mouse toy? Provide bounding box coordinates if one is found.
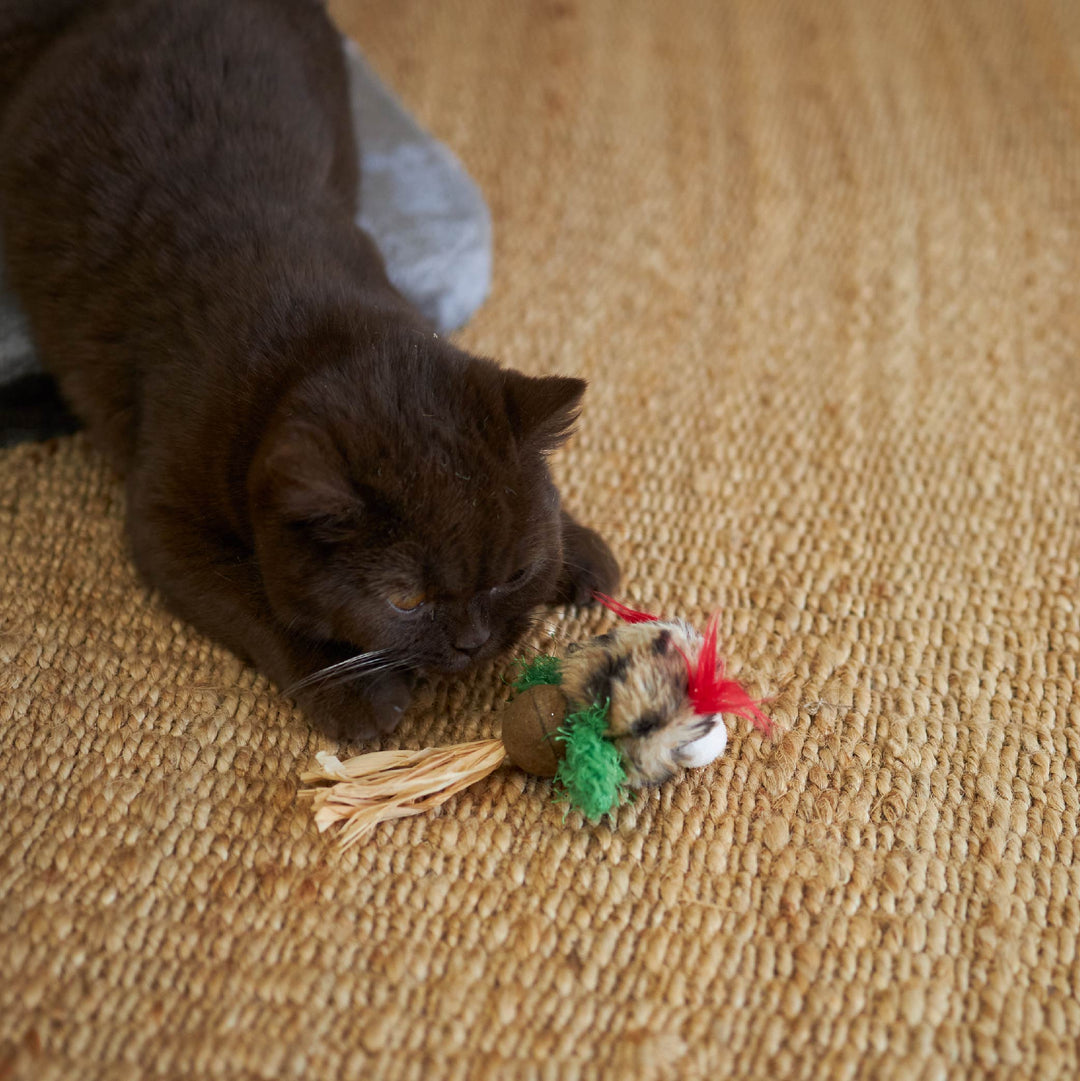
[302,594,773,848]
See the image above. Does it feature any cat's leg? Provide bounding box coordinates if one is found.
[552,508,620,605]
[125,488,412,740]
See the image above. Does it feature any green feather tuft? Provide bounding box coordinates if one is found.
[512,653,563,691]
[552,701,628,820]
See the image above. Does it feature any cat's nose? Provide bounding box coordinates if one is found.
[453,623,490,654]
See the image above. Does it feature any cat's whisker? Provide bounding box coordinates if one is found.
[285,649,400,695]
[552,556,600,576]
[303,656,420,694]
[514,615,566,649]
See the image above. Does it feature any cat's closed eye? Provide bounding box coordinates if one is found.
[493,563,534,595]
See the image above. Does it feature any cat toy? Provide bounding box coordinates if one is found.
[301,594,774,849]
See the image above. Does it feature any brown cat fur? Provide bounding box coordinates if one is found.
[0,0,618,737]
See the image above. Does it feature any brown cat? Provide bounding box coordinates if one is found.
[0,0,618,737]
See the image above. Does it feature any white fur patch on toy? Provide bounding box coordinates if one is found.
[678,718,728,768]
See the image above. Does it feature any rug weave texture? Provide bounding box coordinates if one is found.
[2,1,1080,1078]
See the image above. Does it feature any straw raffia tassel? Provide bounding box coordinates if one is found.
[301,739,510,850]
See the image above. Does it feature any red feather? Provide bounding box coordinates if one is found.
[592,592,659,623]
[686,612,774,735]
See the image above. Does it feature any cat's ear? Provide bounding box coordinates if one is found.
[251,421,360,530]
[502,371,587,452]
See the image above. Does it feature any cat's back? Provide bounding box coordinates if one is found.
[0,0,359,465]
[1,0,351,253]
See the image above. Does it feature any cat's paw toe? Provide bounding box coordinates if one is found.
[366,674,414,734]
[554,519,620,606]
[301,674,414,741]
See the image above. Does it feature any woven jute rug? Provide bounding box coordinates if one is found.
[3,1,1079,1078]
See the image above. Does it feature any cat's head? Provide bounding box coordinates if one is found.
[247,336,583,678]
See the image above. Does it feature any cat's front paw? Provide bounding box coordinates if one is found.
[553,511,620,605]
[299,672,415,741]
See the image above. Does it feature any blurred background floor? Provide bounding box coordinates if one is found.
[2,1,1079,1078]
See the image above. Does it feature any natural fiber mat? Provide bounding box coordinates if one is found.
[3,1,1080,1077]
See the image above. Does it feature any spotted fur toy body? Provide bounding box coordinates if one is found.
[561,619,731,786]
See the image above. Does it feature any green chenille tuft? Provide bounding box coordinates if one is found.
[512,653,563,692]
[552,701,628,821]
